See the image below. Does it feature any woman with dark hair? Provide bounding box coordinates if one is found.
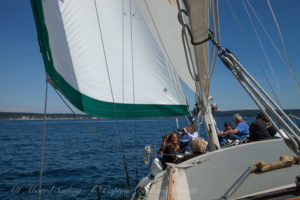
[161,131,182,169]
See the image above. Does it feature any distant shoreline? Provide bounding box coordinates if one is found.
[1,109,299,120]
[0,112,98,120]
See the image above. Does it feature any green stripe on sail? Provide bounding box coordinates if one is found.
[30,0,188,119]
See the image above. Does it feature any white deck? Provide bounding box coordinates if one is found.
[146,139,300,200]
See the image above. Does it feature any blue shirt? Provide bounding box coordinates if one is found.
[188,131,199,138]
[236,121,250,136]
[179,131,199,143]
[179,133,192,143]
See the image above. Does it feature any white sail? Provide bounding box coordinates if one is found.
[135,0,198,93]
[31,0,188,118]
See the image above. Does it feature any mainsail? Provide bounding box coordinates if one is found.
[31,0,188,118]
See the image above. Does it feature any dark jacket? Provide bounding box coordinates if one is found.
[249,120,272,141]
[162,144,182,169]
[267,125,277,137]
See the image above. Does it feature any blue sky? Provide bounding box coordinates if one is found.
[0,0,299,113]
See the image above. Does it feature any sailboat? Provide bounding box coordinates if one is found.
[30,0,300,199]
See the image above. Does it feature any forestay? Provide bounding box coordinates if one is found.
[31,0,188,118]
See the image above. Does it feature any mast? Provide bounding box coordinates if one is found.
[176,0,220,150]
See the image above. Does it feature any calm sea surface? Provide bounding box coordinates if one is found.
[1,116,299,199]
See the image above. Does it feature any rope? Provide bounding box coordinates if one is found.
[38,79,48,200]
[266,0,300,93]
[226,0,283,108]
[242,0,280,89]
[181,29,198,81]
[176,1,204,104]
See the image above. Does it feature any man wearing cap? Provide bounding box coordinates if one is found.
[259,113,277,137]
[248,113,272,141]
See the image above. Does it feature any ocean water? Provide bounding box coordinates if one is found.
[1,115,294,200]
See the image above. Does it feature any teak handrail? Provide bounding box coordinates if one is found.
[168,167,174,200]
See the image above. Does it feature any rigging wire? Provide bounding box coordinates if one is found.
[289,114,300,121]
[245,0,297,121]
[246,0,289,75]
[38,78,48,200]
[225,0,283,108]
[144,0,178,75]
[266,0,300,93]
[94,3,133,194]
[53,87,144,153]
[121,1,132,196]
[120,0,127,151]
[242,0,281,89]
[129,0,139,186]
[93,0,115,105]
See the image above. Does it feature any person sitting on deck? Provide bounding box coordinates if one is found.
[182,137,208,161]
[149,134,207,177]
[178,123,199,153]
[249,113,272,142]
[162,131,183,170]
[260,113,277,137]
[218,121,234,146]
[218,113,250,142]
